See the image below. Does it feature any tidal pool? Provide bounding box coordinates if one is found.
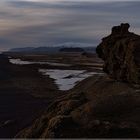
[9,58,71,66]
[39,69,104,91]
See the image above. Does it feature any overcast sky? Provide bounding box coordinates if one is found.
[0,0,140,50]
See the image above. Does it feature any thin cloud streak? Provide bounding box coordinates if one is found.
[0,0,140,50]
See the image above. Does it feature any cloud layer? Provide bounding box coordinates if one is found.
[0,0,140,50]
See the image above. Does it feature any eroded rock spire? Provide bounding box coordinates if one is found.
[96,23,140,84]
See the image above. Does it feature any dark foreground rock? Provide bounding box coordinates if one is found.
[96,23,140,84]
[16,74,140,138]
[15,24,140,138]
[0,54,61,138]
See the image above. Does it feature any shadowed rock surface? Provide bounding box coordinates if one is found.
[96,23,140,84]
[0,54,62,138]
[15,24,140,138]
[16,74,140,138]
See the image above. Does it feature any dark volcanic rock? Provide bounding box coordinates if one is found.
[96,23,140,84]
[15,24,140,138]
[0,54,11,80]
[15,74,140,138]
[112,23,130,35]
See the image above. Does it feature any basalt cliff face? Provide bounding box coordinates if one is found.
[96,23,140,84]
[16,24,140,138]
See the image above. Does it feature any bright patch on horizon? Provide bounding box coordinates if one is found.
[21,0,140,2]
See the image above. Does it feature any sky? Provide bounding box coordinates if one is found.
[0,0,140,50]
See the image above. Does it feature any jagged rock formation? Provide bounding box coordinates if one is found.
[15,24,140,138]
[96,23,140,84]
[16,74,140,138]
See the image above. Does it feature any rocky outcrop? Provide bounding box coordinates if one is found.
[15,24,140,138]
[15,74,140,138]
[96,23,140,84]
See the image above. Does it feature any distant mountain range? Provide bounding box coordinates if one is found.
[10,47,60,53]
[59,47,85,53]
[8,44,96,54]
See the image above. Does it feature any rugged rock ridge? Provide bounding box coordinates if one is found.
[15,24,140,138]
[96,23,140,84]
[16,74,140,138]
